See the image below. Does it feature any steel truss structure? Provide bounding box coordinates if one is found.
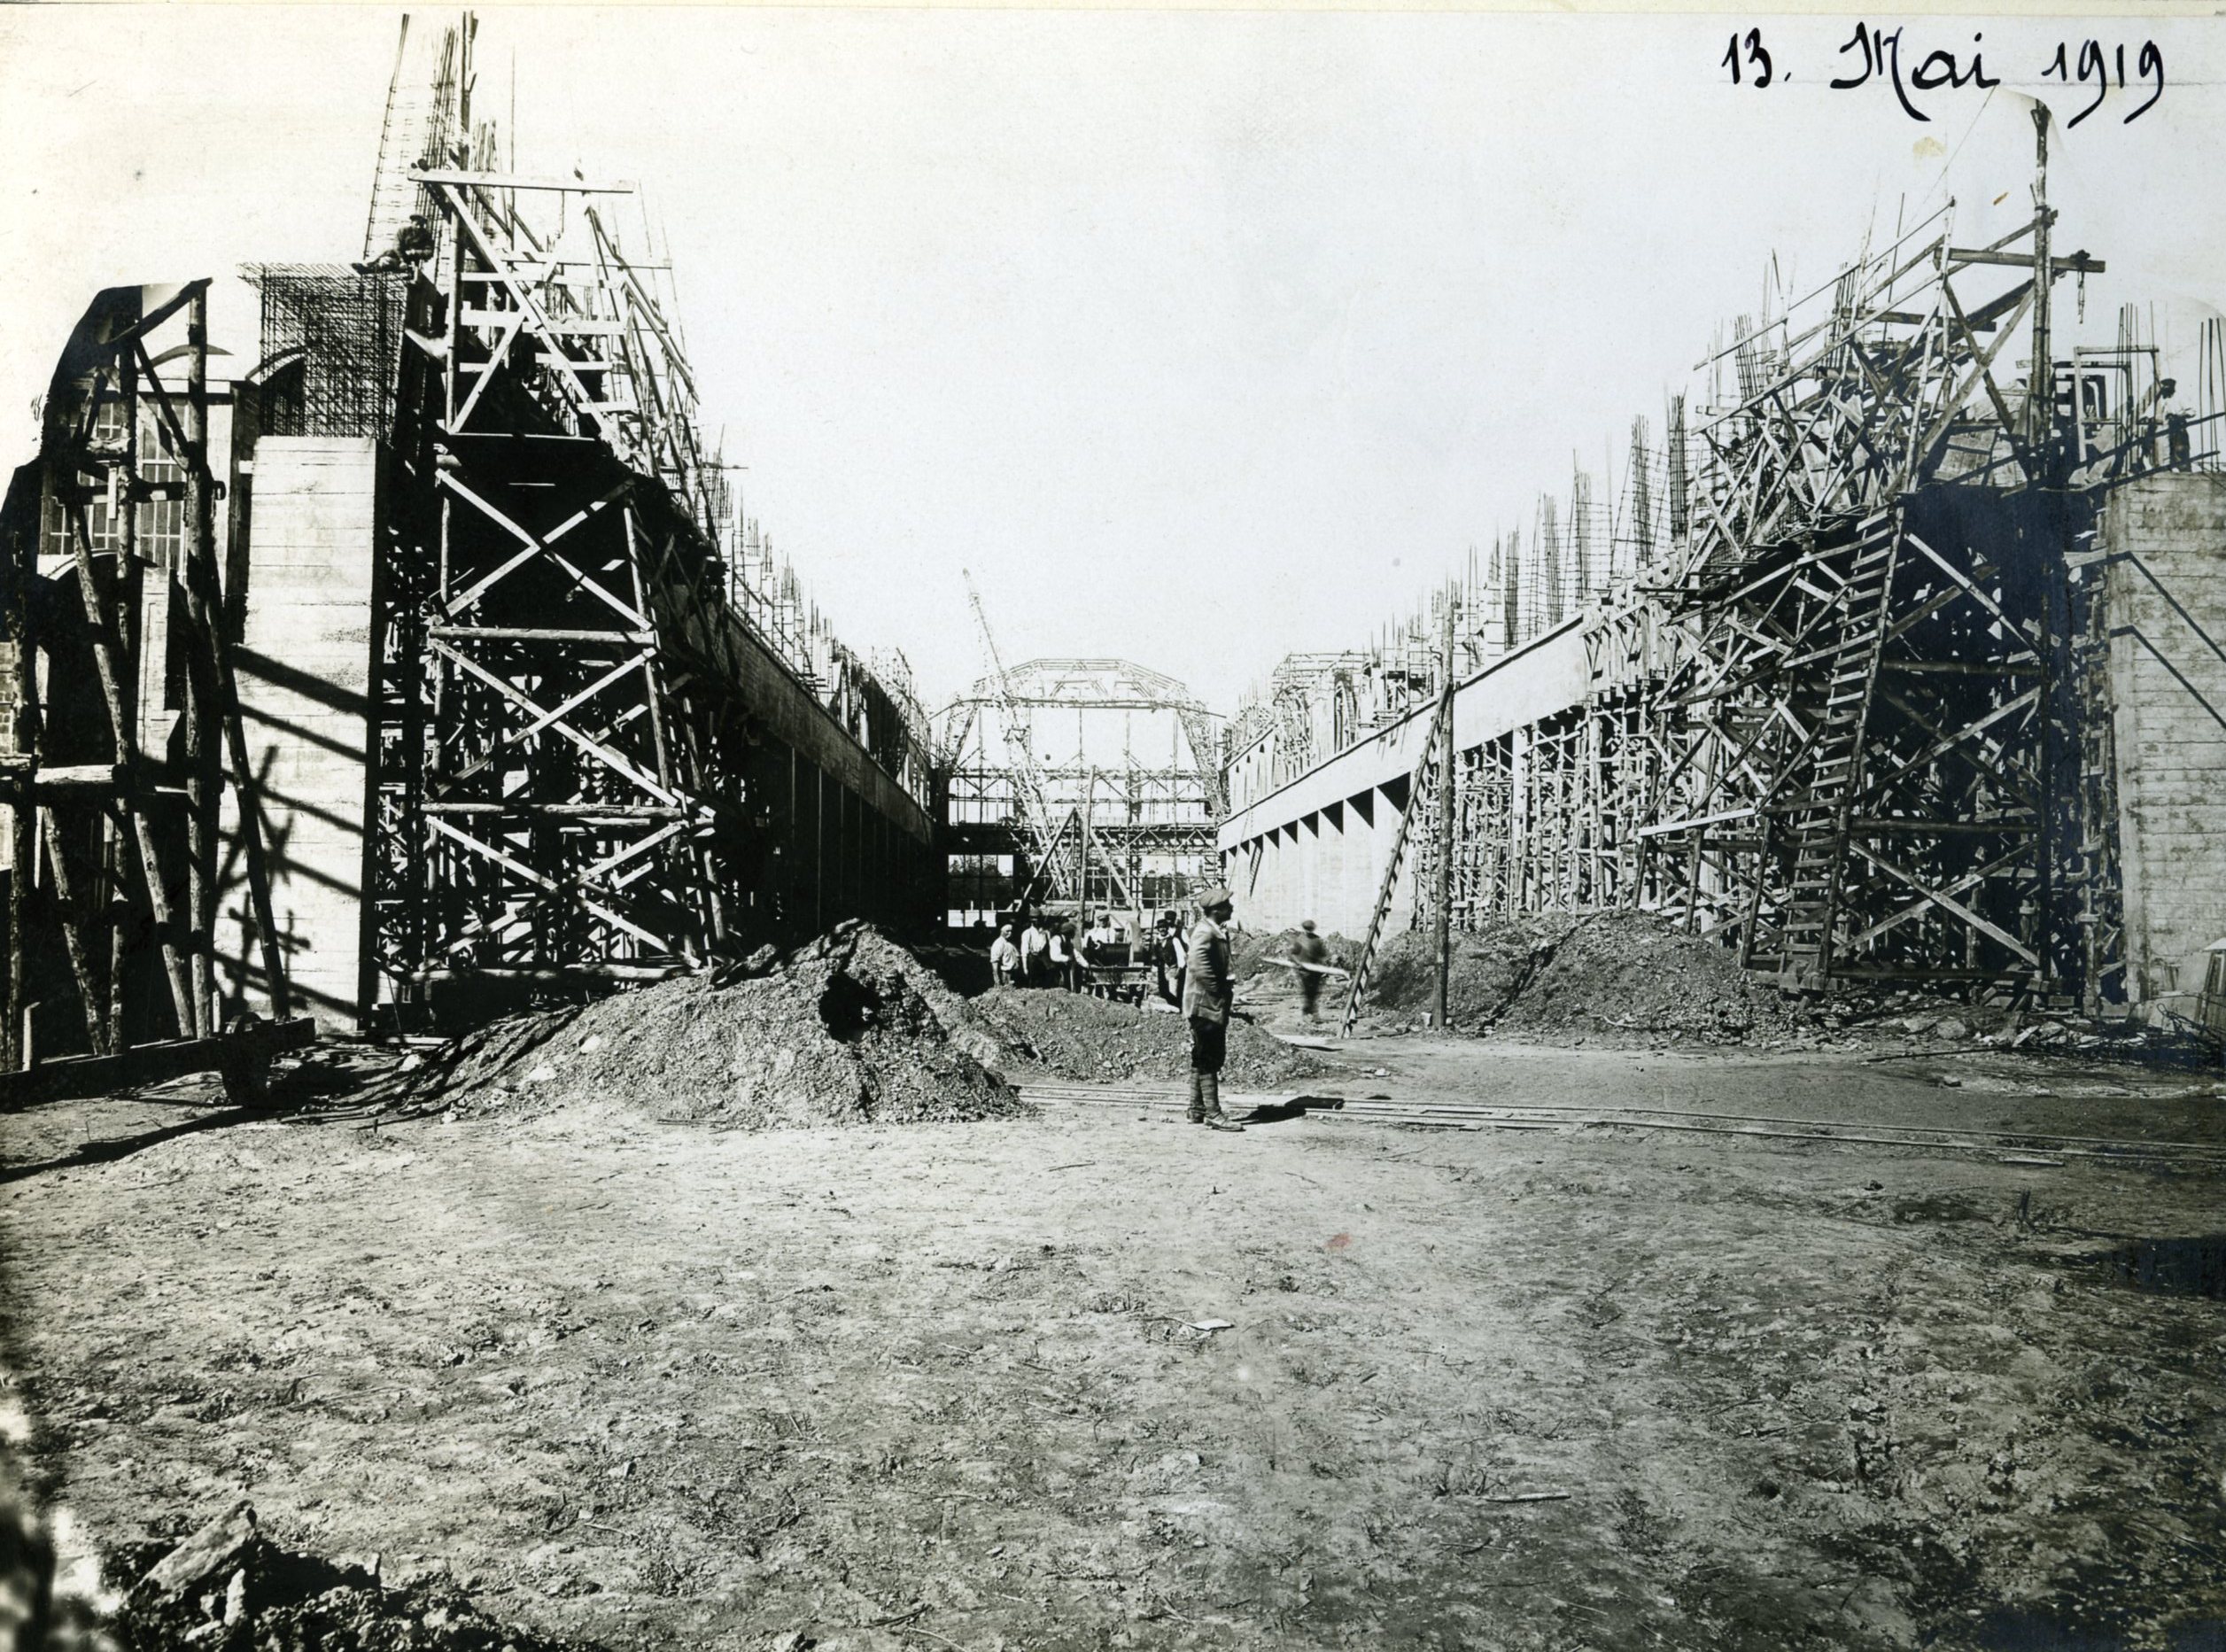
[1319,118,2215,1004]
[937,657,1224,913]
[369,19,929,990]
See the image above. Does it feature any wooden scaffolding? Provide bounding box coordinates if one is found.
[0,283,292,1063]
[1305,113,2211,1007]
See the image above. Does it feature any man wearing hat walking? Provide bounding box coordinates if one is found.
[1183,888,1245,1131]
[1292,919,1330,1023]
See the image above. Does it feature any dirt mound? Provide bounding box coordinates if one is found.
[423,924,1028,1129]
[105,1501,608,1651]
[1361,913,1572,1027]
[1494,911,1803,1042]
[1363,911,1804,1043]
[968,987,1328,1087]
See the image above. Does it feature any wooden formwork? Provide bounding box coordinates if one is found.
[0,283,292,1066]
[1341,116,2207,1007]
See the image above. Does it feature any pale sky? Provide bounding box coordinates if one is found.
[4,7,2222,714]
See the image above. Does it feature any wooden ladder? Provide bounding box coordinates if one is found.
[1338,681,1458,1037]
[1749,511,1903,987]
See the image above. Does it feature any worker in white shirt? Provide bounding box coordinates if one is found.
[1087,913,1121,959]
[989,923,1021,988]
[1153,912,1188,1005]
[1018,914,1051,986]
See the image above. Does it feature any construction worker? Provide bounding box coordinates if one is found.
[1292,919,1330,1022]
[1088,911,1121,959]
[1082,911,1121,997]
[1048,920,1078,991]
[1151,913,1187,1006]
[1183,888,1244,1131]
[1018,913,1050,986]
[1075,911,1103,990]
[989,923,1021,988]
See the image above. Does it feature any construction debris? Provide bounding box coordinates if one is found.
[401,922,1335,1123]
[1356,911,1808,1043]
[415,925,1027,1129]
[106,1500,609,1651]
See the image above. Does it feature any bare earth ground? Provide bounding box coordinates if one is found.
[3,1035,2223,1651]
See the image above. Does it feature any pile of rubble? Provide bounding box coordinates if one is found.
[1361,912,1807,1043]
[406,923,1336,1123]
[1827,988,2210,1058]
[1493,912,1809,1042]
[1359,914,1571,1030]
[105,1501,607,1652]
[1350,915,2218,1055]
[415,924,1027,1129]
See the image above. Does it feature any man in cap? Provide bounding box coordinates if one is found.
[1292,919,1330,1022]
[1182,888,1245,1131]
[1018,911,1050,986]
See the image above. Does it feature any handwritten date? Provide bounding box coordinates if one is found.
[1722,26,2164,128]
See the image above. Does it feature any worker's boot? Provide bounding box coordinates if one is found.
[1201,1073,1245,1132]
[1187,1071,1206,1125]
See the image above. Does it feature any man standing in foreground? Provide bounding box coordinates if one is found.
[1182,888,1245,1132]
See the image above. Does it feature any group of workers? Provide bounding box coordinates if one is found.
[985,890,1283,1133]
[987,910,1159,994]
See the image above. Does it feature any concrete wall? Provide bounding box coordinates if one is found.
[748,733,938,939]
[2101,472,2226,1014]
[671,593,934,851]
[1220,619,1588,936]
[217,437,377,1028]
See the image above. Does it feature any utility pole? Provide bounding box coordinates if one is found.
[1433,589,1460,1031]
[1079,771,1092,920]
[2028,104,2054,465]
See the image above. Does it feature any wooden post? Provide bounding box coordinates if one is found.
[132,308,291,1023]
[1433,592,1458,1032]
[5,791,25,1071]
[111,345,138,1046]
[57,471,196,1035]
[39,809,110,1055]
[182,287,218,1036]
[5,513,31,1072]
[2028,107,2052,463]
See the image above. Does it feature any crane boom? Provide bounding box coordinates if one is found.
[962,570,1069,899]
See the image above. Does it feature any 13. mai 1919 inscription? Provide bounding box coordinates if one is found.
[1723,25,2164,128]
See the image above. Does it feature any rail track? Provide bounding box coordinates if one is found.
[1017,1082,2226,1171]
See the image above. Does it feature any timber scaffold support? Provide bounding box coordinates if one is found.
[1620,133,2092,997]
[370,22,795,995]
[1352,111,2213,1006]
[0,282,292,1066]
